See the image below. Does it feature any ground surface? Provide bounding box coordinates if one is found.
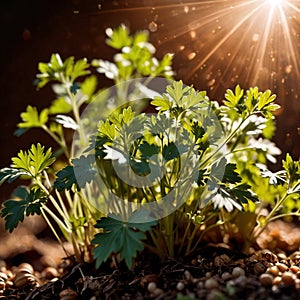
[0,217,300,299]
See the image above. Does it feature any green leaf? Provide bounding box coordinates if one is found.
[54,165,79,191]
[92,210,156,268]
[231,183,259,204]
[257,90,276,110]
[139,142,160,159]
[210,157,227,181]
[223,163,242,184]
[71,58,90,81]
[1,186,47,232]
[129,159,151,176]
[133,30,149,44]
[191,121,205,142]
[151,95,172,111]
[282,154,300,184]
[54,155,96,191]
[11,144,55,177]
[49,98,72,114]
[81,75,97,98]
[162,142,180,161]
[17,106,49,129]
[166,80,189,103]
[109,106,135,129]
[106,25,133,49]
[98,119,116,140]
[28,144,56,175]
[73,155,96,188]
[224,85,244,108]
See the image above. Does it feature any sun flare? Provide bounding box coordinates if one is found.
[268,0,284,8]
[94,0,300,108]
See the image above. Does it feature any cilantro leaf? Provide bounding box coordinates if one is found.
[105,25,132,49]
[139,142,160,159]
[151,95,172,111]
[224,85,244,108]
[49,98,72,114]
[54,165,79,191]
[230,183,259,204]
[223,163,242,184]
[162,142,180,161]
[17,105,49,130]
[11,144,55,177]
[54,155,96,191]
[1,186,47,232]
[92,210,157,268]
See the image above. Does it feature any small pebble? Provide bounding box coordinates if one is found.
[276,262,288,272]
[277,252,287,261]
[266,265,279,277]
[281,272,295,286]
[147,282,157,293]
[273,276,282,285]
[205,278,219,289]
[259,273,274,286]
[184,270,192,281]
[290,265,300,274]
[221,272,232,281]
[232,267,245,278]
[176,281,185,291]
[197,281,204,289]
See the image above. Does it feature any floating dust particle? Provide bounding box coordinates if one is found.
[179,45,185,51]
[184,6,189,13]
[252,33,259,42]
[208,79,216,87]
[148,21,158,32]
[190,31,196,39]
[297,128,300,134]
[285,65,293,74]
[97,4,102,10]
[187,52,196,60]
[73,10,80,14]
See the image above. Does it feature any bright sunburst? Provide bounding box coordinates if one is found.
[137,0,300,110]
[95,0,300,112]
[268,0,284,8]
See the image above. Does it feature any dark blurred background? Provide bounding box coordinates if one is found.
[0,0,299,202]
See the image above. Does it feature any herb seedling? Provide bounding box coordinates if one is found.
[1,25,299,269]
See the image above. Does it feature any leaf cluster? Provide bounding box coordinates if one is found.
[92,24,173,81]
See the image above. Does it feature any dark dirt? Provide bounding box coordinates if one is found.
[0,217,300,300]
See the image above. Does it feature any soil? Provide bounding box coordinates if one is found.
[0,217,300,300]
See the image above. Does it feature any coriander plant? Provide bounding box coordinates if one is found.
[0,24,299,270]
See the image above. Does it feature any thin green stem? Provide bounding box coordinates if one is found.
[252,193,289,240]
[199,115,251,169]
[42,125,69,159]
[40,207,69,255]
